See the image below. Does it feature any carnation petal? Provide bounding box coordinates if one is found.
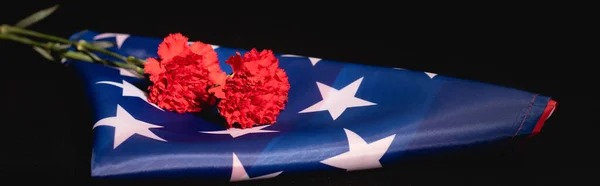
[225,53,243,72]
[258,57,271,67]
[144,58,162,75]
[209,71,227,86]
[157,33,189,61]
[190,42,218,65]
[243,61,259,73]
[209,87,226,99]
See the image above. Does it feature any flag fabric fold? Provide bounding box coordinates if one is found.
[65,30,556,181]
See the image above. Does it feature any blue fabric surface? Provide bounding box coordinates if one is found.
[65,30,553,181]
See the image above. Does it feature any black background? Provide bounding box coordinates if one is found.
[0,1,584,185]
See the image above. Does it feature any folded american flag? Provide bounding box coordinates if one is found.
[65,31,556,181]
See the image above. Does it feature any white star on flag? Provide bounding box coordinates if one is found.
[93,105,167,149]
[230,153,283,182]
[424,72,437,79]
[95,80,164,111]
[187,41,220,49]
[93,33,130,49]
[200,125,278,138]
[299,77,376,120]
[320,128,396,171]
[280,54,322,66]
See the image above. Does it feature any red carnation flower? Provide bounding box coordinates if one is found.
[144,33,226,113]
[214,49,291,128]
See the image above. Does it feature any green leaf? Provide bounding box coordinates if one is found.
[89,41,114,49]
[15,5,59,28]
[33,46,54,61]
[84,51,102,62]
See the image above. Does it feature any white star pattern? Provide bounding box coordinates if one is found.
[93,105,167,149]
[280,54,322,66]
[393,68,438,79]
[424,72,438,79]
[299,77,376,120]
[95,80,164,111]
[187,41,220,49]
[320,128,395,171]
[230,153,283,182]
[200,125,278,138]
[93,33,130,49]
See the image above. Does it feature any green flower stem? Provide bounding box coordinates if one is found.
[77,40,145,66]
[1,24,145,67]
[62,50,94,62]
[0,33,144,74]
[0,33,46,48]
[78,40,126,60]
[1,24,70,43]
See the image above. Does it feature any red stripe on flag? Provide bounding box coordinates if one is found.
[530,99,557,136]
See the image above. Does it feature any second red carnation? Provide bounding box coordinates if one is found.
[214,49,291,128]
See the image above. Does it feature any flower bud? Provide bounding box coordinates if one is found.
[76,40,86,51]
[0,25,7,34]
